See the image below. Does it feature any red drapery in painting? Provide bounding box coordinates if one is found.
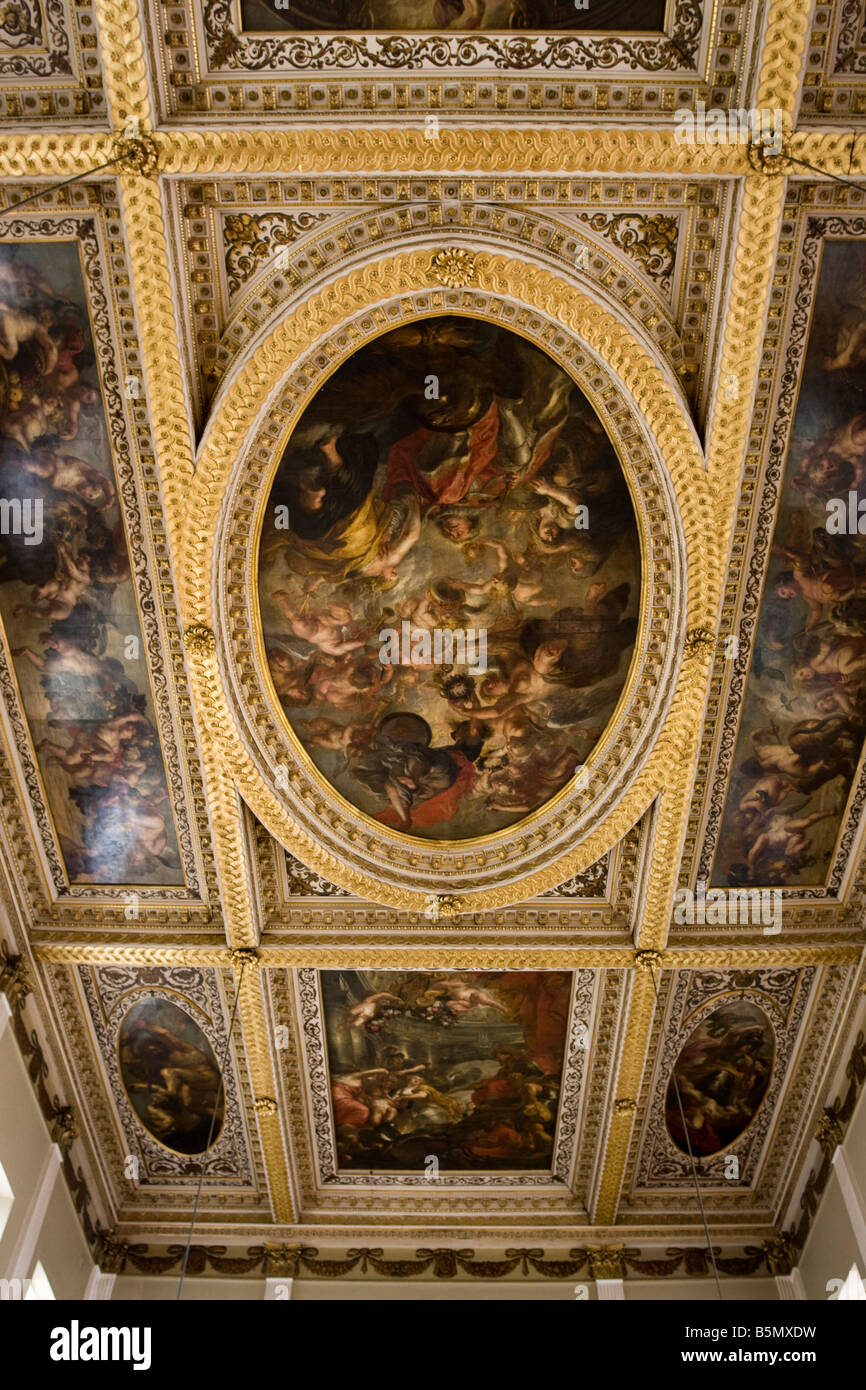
[484,971,571,1075]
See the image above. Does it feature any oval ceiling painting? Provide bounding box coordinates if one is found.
[258,316,641,839]
[118,997,224,1154]
[665,1000,774,1156]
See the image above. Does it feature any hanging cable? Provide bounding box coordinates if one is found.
[176,955,248,1301]
[0,154,129,218]
[770,151,866,197]
[646,963,724,1300]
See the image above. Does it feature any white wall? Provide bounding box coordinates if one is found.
[0,1003,93,1298]
[110,1272,781,1300]
[793,1051,866,1301]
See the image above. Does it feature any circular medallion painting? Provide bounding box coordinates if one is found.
[258,316,641,839]
[118,997,224,1154]
[665,1000,774,1157]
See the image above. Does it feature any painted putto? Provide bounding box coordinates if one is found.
[0,243,180,884]
[323,969,572,1171]
[665,1000,773,1156]
[713,241,866,887]
[240,0,666,33]
[258,316,641,839]
[118,997,224,1155]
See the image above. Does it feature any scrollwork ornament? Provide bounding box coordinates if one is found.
[576,212,677,290]
[613,1098,637,1117]
[254,1096,278,1117]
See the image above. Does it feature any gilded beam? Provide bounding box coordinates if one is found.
[32,944,861,969]
[0,129,859,187]
[233,956,295,1223]
[593,969,657,1224]
[92,0,294,1226]
[590,0,812,1227]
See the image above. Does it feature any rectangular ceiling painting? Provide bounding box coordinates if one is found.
[239,0,667,33]
[0,241,182,885]
[712,239,866,889]
[322,968,571,1171]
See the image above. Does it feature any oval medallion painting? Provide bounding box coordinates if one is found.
[259,317,641,838]
[665,1001,774,1156]
[118,998,224,1154]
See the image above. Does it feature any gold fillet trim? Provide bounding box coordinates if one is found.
[181,249,712,911]
[31,946,861,968]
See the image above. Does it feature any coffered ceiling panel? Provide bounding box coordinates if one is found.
[798,0,866,123]
[0,0,107,123]
[145,0,742,124]
[167,174,731,431]
[0,194,218,923]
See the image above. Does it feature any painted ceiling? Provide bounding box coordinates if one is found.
[0,0,865,1289]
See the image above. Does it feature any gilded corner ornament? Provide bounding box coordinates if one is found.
[254,1096,279,1117]
[97,1230,129,1275]
[613,1098,637,1117]
[50,1106,78,1153]
[746,137,791,177]
[761,1233,795,1276]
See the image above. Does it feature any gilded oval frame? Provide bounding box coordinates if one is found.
[181,248,714,910]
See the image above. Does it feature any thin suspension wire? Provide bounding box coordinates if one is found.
[0,154,128,218]
[775,151,866,197]
[176,957,248,1301]
[647,964,723,1300]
